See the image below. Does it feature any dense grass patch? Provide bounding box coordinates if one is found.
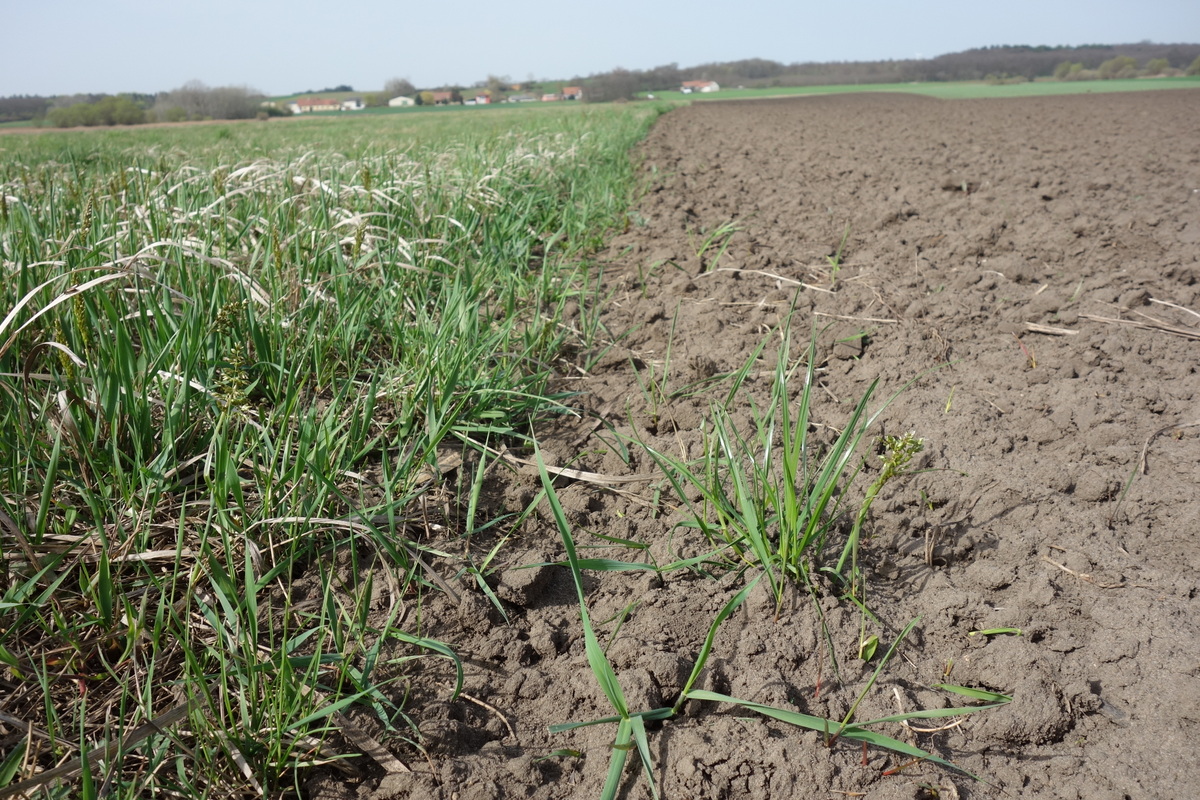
[0,104,662,797]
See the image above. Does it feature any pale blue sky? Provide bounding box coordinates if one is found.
[4,0,1198,96]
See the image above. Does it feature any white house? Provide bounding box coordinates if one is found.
[292,96,341,113]
[388,96,415,107]
[341,97,365,111]
[680,80,720,94]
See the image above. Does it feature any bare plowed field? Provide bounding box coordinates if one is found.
[337,90,1200,800]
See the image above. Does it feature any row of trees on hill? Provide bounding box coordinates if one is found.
[0,82,274,127]
[909,43,1200,82]
[0,95,53,124]
[45,95,148,127]
[569,42,1200,98]
[154,82,265,121]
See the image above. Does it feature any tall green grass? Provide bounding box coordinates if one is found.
[0,105,662,797]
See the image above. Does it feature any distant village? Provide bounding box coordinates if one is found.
[8,43,1198,128]
[281,81,719,114]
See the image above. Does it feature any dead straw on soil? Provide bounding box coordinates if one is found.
[1080,296,1200,340]
[1041,552,1153,590]
[1137,420,1200,474]
[695,266,834,293]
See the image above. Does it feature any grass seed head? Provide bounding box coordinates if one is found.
[72,294,92,354]
[79,193,94,238]
[879,431,923,483]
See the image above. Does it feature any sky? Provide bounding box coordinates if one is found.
[3,0,1199,97]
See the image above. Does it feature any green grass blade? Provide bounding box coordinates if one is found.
[687,689,834,728]
[600,717,634,800]
[838,617,920,730]
[932,684,1014,704]
[833,727,981,779]
[388,630,464,700]
[548,715,624,734]
[629,714,660,800]
[685,690,981,779]
[0,738,28,786]
[677,575,761,710]
[855,702,1012,726]
[535,442,628,717]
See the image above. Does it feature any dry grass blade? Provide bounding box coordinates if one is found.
[475,441,659,485]
[1148,297,1200,322]
[1079,313,1200,340]
[0,704,191,799]
[0,507,43,574]
[696,267,834,293]
[0,269,132,360]
[0,711,51,742]
[813,311,898,324]
[1024,322,1077,336]
[1138,420,1200,474]
[224,737,265,795]
[448,683,517,741]
[1041,555,1147,590]
[892,687,966,734]
[325,710,411,775]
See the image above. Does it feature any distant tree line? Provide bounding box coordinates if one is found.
[570,42,1200,100]
[45,95,147,127]
[153,81,266,122]
[0,95,53,124]
[293,84,354,94]
[905,42,1200,82]
[0,82,275,128]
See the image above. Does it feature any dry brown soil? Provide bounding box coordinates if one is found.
[317,90,1200,800]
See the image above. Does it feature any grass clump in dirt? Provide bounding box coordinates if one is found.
[537,411,1010,799]
[529,305,1013,796]
[638,313,922,611]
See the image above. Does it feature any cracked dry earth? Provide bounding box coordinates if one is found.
[313,90,1200,800]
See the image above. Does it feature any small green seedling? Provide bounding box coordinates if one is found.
[858,634,879,661]
[690,220,741,271]
[826,223,852,283]
[534,749,583,762]
[968,627,1023,637]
